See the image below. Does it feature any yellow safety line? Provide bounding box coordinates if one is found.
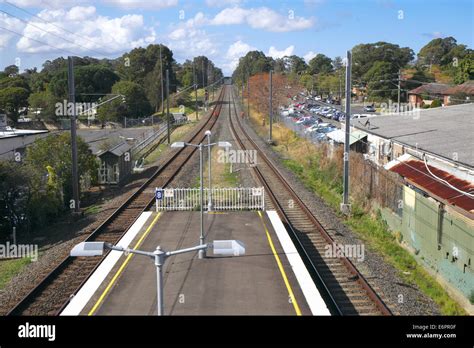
[88,212,162,316]
[257,211,302,316]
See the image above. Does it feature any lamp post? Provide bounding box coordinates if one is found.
[205,130,213,211]
[171,139,232,258]
[71,240,245,315]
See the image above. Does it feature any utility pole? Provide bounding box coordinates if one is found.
[193,62,198,120]
[67,56,80,214]
[268,70,273,143]
[166,69,170,144]
[341,50,352,215]
[201,60,205,89]
[397,69,401,112]
[160,45,164,116]
[247,74,251,118]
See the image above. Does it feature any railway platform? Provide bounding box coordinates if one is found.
[62,210,329,316]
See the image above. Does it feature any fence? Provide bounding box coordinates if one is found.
[155,187,265,211]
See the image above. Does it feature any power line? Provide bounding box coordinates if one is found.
[0,25,81,56]
[4,0,117,56]
[0,9,108,57]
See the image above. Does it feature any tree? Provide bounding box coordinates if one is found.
[352,42,414,80]
[286,55,308,76]
[417,37,458,66]
[0,161,31,239]
[28,90,58,120]
[232,51,273,85]
[3,65,19,76]
[452,53,474,84]
[49,65,119,102]
[0,75,30,91]
[364,61,398,100]
[25,132,98,206]
[98,80,152,122]
[308,54,333,75]
[0,87,30,122]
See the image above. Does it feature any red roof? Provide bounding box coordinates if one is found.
[389,159,474,214]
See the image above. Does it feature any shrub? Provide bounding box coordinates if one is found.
[430,99,442,108]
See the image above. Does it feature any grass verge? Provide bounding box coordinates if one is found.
[0,258,32,290]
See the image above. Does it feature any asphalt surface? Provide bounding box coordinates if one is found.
[87,211,312,315]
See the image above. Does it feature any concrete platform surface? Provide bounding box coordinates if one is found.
[84,211,312,315]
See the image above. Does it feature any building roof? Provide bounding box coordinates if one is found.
[327,129,367,145]
[444,80,474,95]
[386,157,474,215]
[354,103,474,168]
[97,141,132,157]
[408,83,452,96]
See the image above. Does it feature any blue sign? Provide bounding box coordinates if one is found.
[155,189,163,200]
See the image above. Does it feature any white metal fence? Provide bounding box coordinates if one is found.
[155,187,265,211]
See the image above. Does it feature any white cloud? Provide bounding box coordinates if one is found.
[205,0,242,7]
[224,40,256,72]
[0,13,25,49]
[166,13,217,60]
[267,45,294,59]
[13,6,156,55]
[210,6,314,32]
[303,51,317,62]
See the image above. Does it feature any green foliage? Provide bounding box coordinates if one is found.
[25,133,98,206]
[0,162,31,239]
[0,76,30,91]
[0,87,30,122]
[364,61,398,100]
[430,99,442,108]
[308,54,333,75]
[452,53,474,84]
[27,90,58,120]
[417,37,467,66]
[0,258,32,290]
[3,65,19,76]
[232,50,274,85]
[352,41,414,80]
[49,65,119,102]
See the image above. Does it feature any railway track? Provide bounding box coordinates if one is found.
[7,87,226,316]
[227,86,392,316]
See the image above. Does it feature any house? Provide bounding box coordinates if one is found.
[97,142,133,185]
[353,103,474,171]
[443,80,474,105]
[408,83,452,106]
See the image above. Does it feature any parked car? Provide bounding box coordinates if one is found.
[364,105,376,112]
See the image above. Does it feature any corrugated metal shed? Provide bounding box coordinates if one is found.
[388,159,474,214]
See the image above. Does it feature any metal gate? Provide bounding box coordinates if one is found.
[155,187,265,211]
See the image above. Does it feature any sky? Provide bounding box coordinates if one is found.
[0,0,473,76]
